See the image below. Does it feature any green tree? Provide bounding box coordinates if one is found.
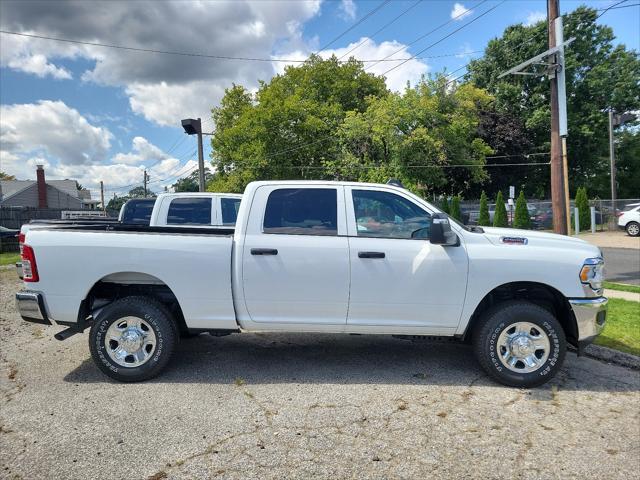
[575,186,591,231]
[513,190,531,229]
[478,191,490,226]
[172,169,214,192]
[493,191,508,227]
[439,196,450,214]
[0,171,16,180]
[450,195,462,221]
[210,56,388,192]
[210,58,493,195]
[467,6,640,197]
[106,195,127,211]
[337,76,493,194]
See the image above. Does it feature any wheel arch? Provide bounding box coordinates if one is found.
[461,281,578,347]
[79,271,188,335]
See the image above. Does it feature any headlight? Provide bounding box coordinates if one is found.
[579,258,604,291]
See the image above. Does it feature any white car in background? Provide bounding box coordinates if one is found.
[618,203,640,236]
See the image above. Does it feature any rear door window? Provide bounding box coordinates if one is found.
[166,197,212,225]
[263,188,337,236]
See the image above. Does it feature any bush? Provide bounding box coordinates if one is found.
[575,187,591,231]
[513,190,531,229]
[493,191,508,227]
[439,196,450,214]
[450,195,462,221]
[478,191,490,226]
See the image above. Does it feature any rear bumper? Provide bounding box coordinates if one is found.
[15,291,51,325]
[569,296,607,354]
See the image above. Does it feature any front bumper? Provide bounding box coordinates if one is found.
[569,296,608,354]
[15,291,51,325]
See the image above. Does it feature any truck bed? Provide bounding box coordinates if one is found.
[23,226,238,330]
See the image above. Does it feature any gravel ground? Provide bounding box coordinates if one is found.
[1,269,639,480]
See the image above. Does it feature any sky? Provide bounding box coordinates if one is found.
[0,0,638,200]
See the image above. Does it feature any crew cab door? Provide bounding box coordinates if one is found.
[240,185,349,325]
[345,186,468,330]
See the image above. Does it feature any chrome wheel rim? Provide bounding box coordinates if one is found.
[497,322,550,373]
[105,316,157,367]
[628,223,639,236]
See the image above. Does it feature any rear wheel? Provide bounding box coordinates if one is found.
[472,301,566,388]
[89,296,178,382]
[626,221,640,237]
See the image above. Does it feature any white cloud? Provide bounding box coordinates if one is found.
[126,81,227,127]
[451,3,472,20]
[112,136,171,165]
[0,99,197,197]
[0,1,322,126]
[339,0,357,20]
[0,100,112,166]
[272,37,429,92]
[7,53,72,79]
[525,11,546,26]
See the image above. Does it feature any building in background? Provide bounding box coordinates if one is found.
[0,165,99,209]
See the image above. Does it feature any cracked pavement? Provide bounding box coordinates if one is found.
[1,269,639,479]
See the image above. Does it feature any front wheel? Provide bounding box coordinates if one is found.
[89,296,178,382]
[626,221,640,237]
[472,301,566,388]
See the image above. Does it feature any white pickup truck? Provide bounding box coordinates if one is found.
[148,192,242,227]
[15,181,607,387]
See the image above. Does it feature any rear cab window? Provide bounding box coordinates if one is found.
[263,188,338,236]
[221,197,242,225]
[166,197,212,225]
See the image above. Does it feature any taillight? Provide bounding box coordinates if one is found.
[18,232,25,254]
[21,245,39,282]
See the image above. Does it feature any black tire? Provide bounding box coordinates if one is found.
[626,221,640,237]
[89,296,178,382]
[472,300,566,388]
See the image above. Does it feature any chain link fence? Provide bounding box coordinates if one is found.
[458,198,640,230]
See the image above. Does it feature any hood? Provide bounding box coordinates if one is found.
[480,227,601,256]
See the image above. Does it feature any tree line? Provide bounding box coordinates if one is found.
[192,6,639,202]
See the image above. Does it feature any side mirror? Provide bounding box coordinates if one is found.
[429,213,458,246]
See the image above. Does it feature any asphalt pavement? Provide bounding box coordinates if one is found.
[1,270,639,480]
[602,247,640,285]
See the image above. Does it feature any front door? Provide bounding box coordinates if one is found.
[346,187,468,329]
[241,186,350,325]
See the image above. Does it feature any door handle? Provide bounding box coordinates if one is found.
[358,251,385,259]
[251,248,278,256]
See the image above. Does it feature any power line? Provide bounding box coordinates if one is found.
[381,0,507,77]
[317,0,392,53]
[0,29,483,64]
[596,0,632,19]
[337,0,423,61]
[365,0,488,72]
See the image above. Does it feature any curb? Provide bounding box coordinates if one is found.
[583,344,640,370]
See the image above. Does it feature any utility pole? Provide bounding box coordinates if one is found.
[143,170,148,198]
[548,0,568,235]
[609,109,616,216]
[181,118,205,192]
[196,118,205,192]
[100,180,105,212]
[498,1,574,235]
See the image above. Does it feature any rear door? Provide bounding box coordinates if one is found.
[241,185,349,325]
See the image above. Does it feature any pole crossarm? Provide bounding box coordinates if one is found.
[497,37,574,78]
